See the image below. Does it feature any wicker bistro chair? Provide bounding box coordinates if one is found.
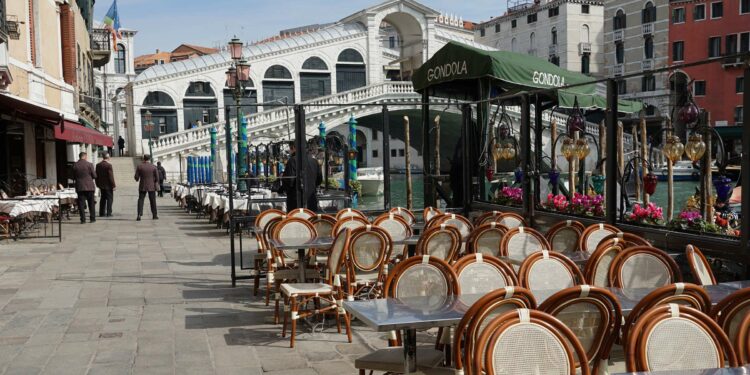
[389,206,416,226]
[309,214,337,267]
[279,229,353,348]
[609,246,682,289]
[423,206,442,223]
[453,254,517,295]
[331,216,369,235]
[579,223,619,254]
[621,283,711,348]
[625,304,738,372]
[495,212,526,229]
[545,220,585,254]
[583,241,626,287]
[415,224,462,263]
[354,256,460,374]
[686,245,717,285]
[373,213,412,262]
[736,313,750,364]
[287,207,316,220]
[710,287,750,350]
[474,309,591,375]
[258,216,286,306]
[466,222,509,257]
[335,208,367,221]
[538,285,622,375]
[342,225,392,300]
[255,209,285,231]
[473,210,504,226]
[270,217,318,323]
[499,226,551,268]
[451,287,537,375]
[599,232,651,249]
[519,250,584,295]
[431,213,474,241]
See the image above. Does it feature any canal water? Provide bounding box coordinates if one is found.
[359,174,714,218]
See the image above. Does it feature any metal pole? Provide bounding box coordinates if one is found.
[640,117,649,204]
[421,91,434,208]
[225,106,236,287]
[404,116,413,210]
[294,106,307,209]
[461,104,472,216]
[520,94,532,221]
[534,96,543,218]
[348,114,358,208]
[605,79,619,225]
[382,105,391,211]
[742,66,750,272]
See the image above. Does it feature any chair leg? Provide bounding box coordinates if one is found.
[290,297,298,348]
[344,312,352,343]
[282,297,288,338]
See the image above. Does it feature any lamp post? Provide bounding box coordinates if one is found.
[226,37,251,192]
[143,110,154,161]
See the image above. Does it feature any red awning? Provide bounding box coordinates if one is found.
[0,93,62,126]
[55,121,113,147]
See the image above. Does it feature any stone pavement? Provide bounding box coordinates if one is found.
[0,184,393,375]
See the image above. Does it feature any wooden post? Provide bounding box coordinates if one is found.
[617,121,624,175]
[640,117,649,204]
[434,115,441,180]
[550,118,557,169]
[632,124,640,202]
[703,112,713,223]
[404,116,413,210]
[599,121,606,196]
[667,119,675,222]
[570,131,578,196]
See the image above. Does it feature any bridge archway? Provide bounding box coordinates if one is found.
[183,81,218,129]
[379,11,425,80]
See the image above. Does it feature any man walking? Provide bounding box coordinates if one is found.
[281,142,322,211]
[156,161,166,197]
[96,153,116,217]
[118,136,126,156]
[73,152,97,224]
[134,155,159,221]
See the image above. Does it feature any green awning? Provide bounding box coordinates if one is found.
[412,42,643,113]
[714,126,743,139]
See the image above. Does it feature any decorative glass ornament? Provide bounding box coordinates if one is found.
[662,135,685,163]
[685,134,707,162]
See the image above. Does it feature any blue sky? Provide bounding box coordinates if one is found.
[94,0,506,56]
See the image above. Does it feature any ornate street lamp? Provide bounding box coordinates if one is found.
[143,110,154,161]
[226,37,252,191]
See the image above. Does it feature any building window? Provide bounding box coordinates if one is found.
[511,37,517,52]
[735,106,744,124]
[742,0,750,14]
[511,19,517,28]
[694,81,706,96]
[581,54,590,74]
[711,2,723,18]
[549,6,559,17]
[616,42,624,64]
[617,79,627,95]
[644,37,654,59]
[529,32,535,50]
[741,32,750,52]
[673,41,685,61]
[694,4,706,20]
[158,118,167,134]
[551,27,558,45]
[390,149,397,157]
[372,150,378,158]
[642,2,657,23]
[582,4,590,14]
[398,149,405,157]
[673,8,686,23]
[114,44,126,74]
[581,24,590,43]
[726,34,738,55]
[527,13,537,23]
[709,36,722,57]
[614,10,627,30]
[642,75,656,91]
[495,24,500,33]
[389,36,395,49]
[737,77,745,93]
[549,55,560,66]
[480,28,486,37]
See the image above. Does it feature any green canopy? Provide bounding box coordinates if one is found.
[412,41,642,113]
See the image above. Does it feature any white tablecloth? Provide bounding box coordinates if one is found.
[0,199,59,217]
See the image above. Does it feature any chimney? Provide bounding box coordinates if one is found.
[156,49,160,53]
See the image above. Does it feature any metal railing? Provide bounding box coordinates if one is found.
[90,29,111,52]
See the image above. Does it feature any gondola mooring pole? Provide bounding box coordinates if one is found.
[421,91,434,208]
[520,94,532,223]
[605,79,619,225]
[461,104,473,217]
[382,105,391,211]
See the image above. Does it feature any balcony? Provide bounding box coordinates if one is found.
[613,29,624,42]
[90,29,111,68]
[613,64,624,76]
[548,44,558,56]
[722,56,744,68]
[641,59,653,71]
[642,22,654,36]
[579,42,591,55]
[79,92,102,126]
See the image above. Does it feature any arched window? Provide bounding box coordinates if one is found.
[223,78,257,119]
[336,49,366,92]
[551,27,558,45]
[581,24,590,44]
[581,54,590,74]
[185,82,216,97]
[300,57,331,101]
[302,57,328,71]
[614,9,627,30]
[511,37,517,52]
[642,2,657,23]
[142,91,175,107]
[115,44,126,74]
[141,91,177,136]
[94,87,102,115]
[184,82,218,129]
[644,37,654,59]
[529,32,535,49]
[263,65,295,104]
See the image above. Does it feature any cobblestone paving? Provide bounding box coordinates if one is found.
[0,185,393,375]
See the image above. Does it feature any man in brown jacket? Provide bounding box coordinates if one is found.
[95,153,116,217]
[73,151,97,224]
[134,154,159,221]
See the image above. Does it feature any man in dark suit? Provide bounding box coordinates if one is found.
[73,152,97,224]
[134,155,159,221]
[156,162,167,197]
[95,153,116,217]
[118,136,125,156]
[281,142,322,211]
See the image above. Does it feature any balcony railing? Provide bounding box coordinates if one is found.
[641,59,653,71]
[613,64,624,76]
[613,29,624,42]
[642,22,654,36]
[90,29,111,68]
[548,44,558,56]
[722,56,744,68]
[579,42,591,55]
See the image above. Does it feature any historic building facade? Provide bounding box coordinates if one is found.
[474,0,605,77]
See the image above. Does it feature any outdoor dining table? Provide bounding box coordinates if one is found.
[269,237,335,282]
[614,366,750,374]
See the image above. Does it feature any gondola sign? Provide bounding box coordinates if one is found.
[427,60,468,82]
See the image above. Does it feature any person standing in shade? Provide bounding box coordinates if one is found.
[95,153,116,217]
[281,142,321,211]
[73,152,97,224]
[156,162,167,197]
[134,155,159,221]
[118,136,125,156]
